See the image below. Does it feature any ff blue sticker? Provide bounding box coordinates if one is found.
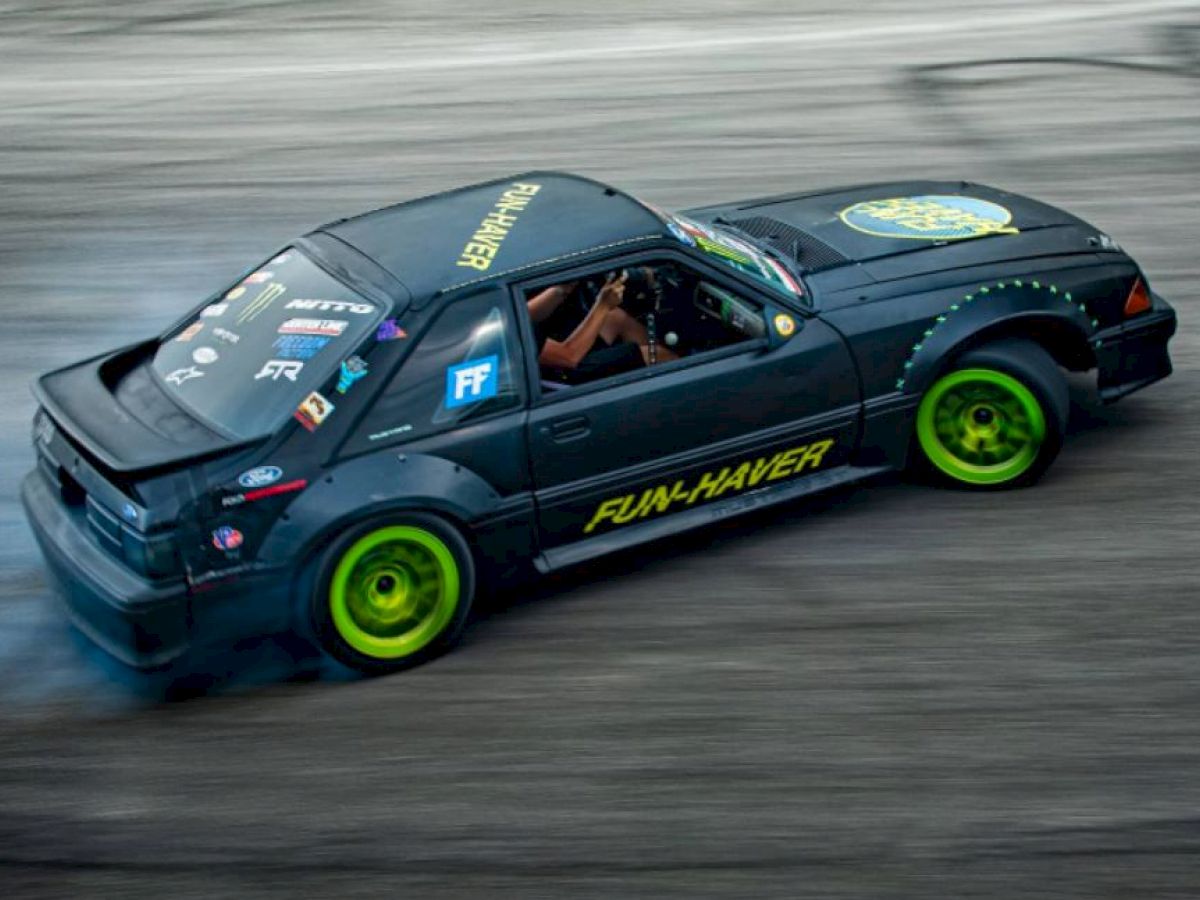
[445,355,499,409]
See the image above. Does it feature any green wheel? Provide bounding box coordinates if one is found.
[914,339,1068,489]
[312,514,474,674]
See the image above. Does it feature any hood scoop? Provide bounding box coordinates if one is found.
[729,216,848,272]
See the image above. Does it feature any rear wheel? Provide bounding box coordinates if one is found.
[311,514,474,675]
[914,339,1068,489]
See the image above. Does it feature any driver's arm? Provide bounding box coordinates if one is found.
[526,282,577,324]
[539,274,626,370]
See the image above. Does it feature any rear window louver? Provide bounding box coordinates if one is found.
[730,216,847,272]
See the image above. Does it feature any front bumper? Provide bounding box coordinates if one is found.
[1094,292,1177,402]
[22,471,296,672]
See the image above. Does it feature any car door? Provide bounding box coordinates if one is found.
[519,253,862,557]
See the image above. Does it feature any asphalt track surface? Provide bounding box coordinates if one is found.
[1,2,1199,897]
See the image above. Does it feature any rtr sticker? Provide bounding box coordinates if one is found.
[254,359,304,381]
[294,391,334,432]
[211,526,244,551]
[446,355,498,409]
[839,195,1018,241]
[773,313,796,337]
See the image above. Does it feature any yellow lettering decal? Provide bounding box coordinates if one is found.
[768,446,805,481]
[687,468,729,505]
[584,496,632,534]
[456,182,542,272]
[748,453,781,487]
[717,462,750,496]
[793,438,835,473]
[614,490,653,525]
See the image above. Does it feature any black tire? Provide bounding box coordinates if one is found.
[912,338,1069,490]
[310,512,475,676]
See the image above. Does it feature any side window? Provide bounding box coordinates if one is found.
[524,258,766,392]
[345,290,523,453]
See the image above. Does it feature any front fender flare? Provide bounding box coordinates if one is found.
[896,278,1097,397]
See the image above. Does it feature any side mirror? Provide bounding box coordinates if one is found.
[764,305,803,349]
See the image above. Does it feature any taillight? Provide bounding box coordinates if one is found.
[1124,278,1152,318]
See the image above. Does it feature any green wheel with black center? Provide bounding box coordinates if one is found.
[312,513,475,675]
[914,339,1068,489]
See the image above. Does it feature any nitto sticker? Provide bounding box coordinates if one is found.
[165,366,204,386]
[838,195,1018,241]
[376,318,407,341]
[294,391,334,432]
[175,322,204,342]
[273,334,330,360]
[211,526,244,551]
[278,318,348,336]
[336,356,368,394]
[238,466,282,489]
[285,299,373,315]
[446,355,498,409]
[254,359,304,381]
[456,182,542,272]
[200,303,227,318]
[583,438,836,534]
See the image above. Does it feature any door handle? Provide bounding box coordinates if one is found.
[545,415,591,443]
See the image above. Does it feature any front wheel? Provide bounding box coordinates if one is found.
[913,339,1069,489]
[311,513,475,675]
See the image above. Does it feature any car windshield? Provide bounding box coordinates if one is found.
[151,248,383,439]
[664,212,805,301]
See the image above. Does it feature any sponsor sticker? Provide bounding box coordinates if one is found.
[375,318,407,341]
[225,286,247,301]
[211,525,244,551]
[223,478,307,508]
[236,283,286,324]
[165,366,204,386]
[838,195,1019,241]
[773,313,796,337]
[175,322,204,342]
[272,334,331,360]
[294,391,334,432]
[238,466,282,489]
[254,359,304,382]
[270,252,293,265]
[278,318,348,337]
[244,271,274,284]
[212,327,240,344]
[192,346,219,365]
[368,424,414,442]
[446,355,498,409]
[284,299,374,315]
[200,303,227,318]
[336,356,368,394]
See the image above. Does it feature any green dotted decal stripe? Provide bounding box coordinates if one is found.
[895,279,1098,391]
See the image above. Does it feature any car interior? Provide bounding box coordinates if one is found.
[526,259,766,392]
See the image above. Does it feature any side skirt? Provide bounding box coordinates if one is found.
[535,463,892,574]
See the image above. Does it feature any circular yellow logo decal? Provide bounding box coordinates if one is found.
[774,313,796,337]
[839,195,1018,241]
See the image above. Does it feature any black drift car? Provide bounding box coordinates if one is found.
[23,172,1176,675]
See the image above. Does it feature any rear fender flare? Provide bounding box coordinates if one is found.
[896,278,1097,397]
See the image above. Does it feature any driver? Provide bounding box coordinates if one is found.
[527,268,678,384]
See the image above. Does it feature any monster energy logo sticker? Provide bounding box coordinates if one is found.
[236,283,286,324]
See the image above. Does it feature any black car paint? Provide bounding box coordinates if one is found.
[21,172,1177,671]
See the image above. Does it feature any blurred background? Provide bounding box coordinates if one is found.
[1,1,1198,896]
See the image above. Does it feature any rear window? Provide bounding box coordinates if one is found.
[152,248,383,439]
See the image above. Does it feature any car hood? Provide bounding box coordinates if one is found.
[687,180,1090,271]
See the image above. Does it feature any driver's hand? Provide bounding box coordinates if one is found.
[597,272,627,309]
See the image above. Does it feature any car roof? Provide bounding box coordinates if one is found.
[312,171,668,306]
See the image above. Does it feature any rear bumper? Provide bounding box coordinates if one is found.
[21,471,191,669]
[1095,292,1177,402]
